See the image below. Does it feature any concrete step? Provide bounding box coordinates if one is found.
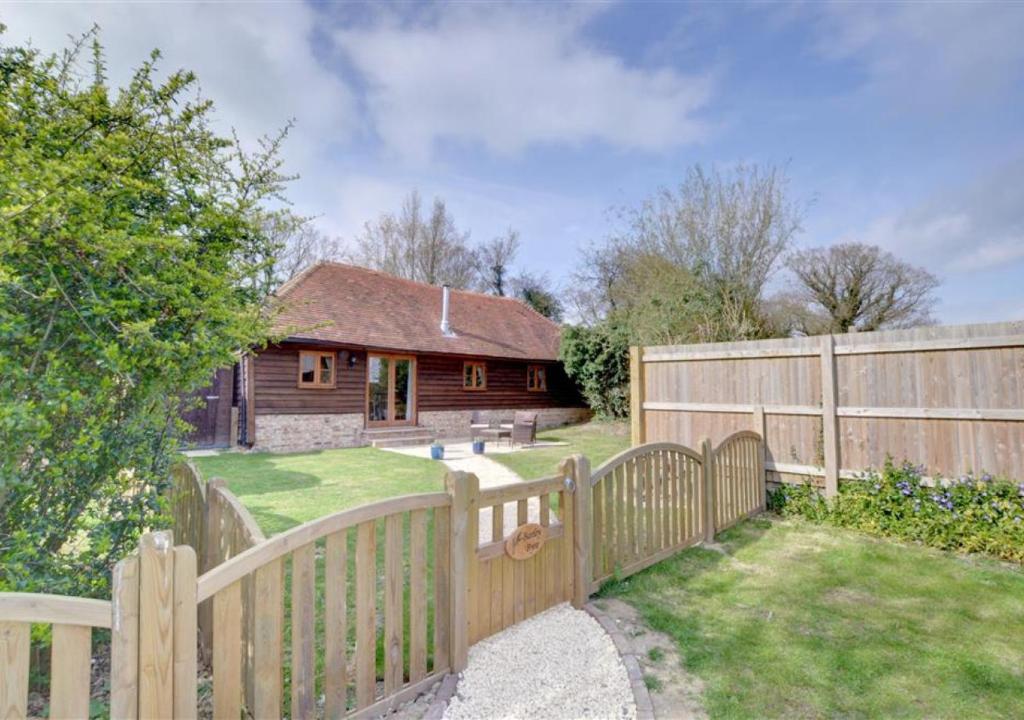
[363,425,431,438]
[370,433,435,449]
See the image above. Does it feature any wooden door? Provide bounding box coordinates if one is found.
[366,354,416,426]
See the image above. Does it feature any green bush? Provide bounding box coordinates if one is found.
[559,321,631,419]
[769,461,1024,562]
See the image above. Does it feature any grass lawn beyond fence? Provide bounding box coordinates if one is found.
[599,516,1024,719]
[489,420,630,480]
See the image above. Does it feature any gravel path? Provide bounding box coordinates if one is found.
[443,604,636,720]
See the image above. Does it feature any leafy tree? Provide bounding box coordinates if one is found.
[352,190,476,287]
[784,242,939,333]
[512,271,564,321]
[559,322,631,419]
[0,29,289,596]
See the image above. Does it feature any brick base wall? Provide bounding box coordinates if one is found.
[253,413,365,453]
[418,407,592,441]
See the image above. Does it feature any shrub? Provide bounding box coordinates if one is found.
[770,461,1024,563]
[559,321,631,419]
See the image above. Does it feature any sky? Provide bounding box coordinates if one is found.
[3,1,1024,324]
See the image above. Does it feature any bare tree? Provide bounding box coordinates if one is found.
[476,228,520,295]
[352,190,476,287]
[573,163,803,341]
[785,242,939,333]
[255,211,342,294]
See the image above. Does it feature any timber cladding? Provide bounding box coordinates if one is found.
[253,344,584,416]
[631,320,1024,493]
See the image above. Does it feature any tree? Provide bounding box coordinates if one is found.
[259,212,342,293]
[511,271,563,321]
[573,163,803,343]
[785,242,939,333]
[476,228,520,296]
[352,190,476,287]
[559,322,631,418]
[0,29,289,596]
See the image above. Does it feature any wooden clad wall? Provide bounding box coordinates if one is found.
[254,344,366,415]
[417,355,583,411]
[634,320,1024,489]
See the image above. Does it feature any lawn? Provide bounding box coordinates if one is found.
[491,420,630,480]
[191,446,445,534]
[599,516,1024,719]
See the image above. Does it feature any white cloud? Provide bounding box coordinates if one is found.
[810,3,1024,109]
[1,2,356,175]
[844,157,1024,275]
[331,4,714,162]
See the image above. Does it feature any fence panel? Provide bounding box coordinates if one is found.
[712,431,765,531]
[0,593,112,719]
[196,491,452,719]
[590,442,706,586]
[632,320,1024,494]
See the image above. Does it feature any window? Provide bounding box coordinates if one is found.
[527,364,547,392]
[298,351,335,388]
[463,361,486,390]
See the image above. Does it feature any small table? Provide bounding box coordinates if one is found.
[478,426,512,447]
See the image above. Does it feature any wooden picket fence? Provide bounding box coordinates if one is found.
[0,438,764,719]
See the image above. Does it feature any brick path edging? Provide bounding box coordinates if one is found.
[585,601,656,720]
[422,673,459,720]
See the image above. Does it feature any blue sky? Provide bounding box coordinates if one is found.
[4,1,1024,323]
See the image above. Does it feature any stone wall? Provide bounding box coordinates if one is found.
[253,413,364,453]
[418,407,592,441]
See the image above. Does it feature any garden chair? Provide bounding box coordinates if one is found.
[511,411,538,446]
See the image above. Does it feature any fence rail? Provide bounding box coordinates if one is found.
[2,438,766,718]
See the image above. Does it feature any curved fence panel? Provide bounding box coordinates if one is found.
[712,431,765,531]
[198,491,452,720]
[589,442,706,586]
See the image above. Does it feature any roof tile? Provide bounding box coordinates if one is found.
[271,262,562,360]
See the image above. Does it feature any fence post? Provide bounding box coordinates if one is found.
[446,471,478,674]
[563,454,592,609]
[138,530,175,719]
[111,552,141,718]
[819,335,840,498]
[630,346,646,446]
[702,439,715,543]
[752,405,767,510]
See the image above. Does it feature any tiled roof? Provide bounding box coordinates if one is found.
[271,262,562,360]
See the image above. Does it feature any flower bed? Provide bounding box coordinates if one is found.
[769,461,1024,562]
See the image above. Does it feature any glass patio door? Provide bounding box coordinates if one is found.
[367,354,415,426]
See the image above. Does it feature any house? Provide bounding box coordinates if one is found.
[222,262,588,452]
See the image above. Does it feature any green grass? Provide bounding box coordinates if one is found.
[191,446,445,534]
[490,420,630,480]
[600,516,1024,719]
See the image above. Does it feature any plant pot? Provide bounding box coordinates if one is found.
[430,445,444,460]
[472,440,486,455]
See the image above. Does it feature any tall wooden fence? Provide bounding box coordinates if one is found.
[1,441,765,718]
[631,320,1024,495]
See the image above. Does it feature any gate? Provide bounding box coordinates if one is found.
[457,460,584,646]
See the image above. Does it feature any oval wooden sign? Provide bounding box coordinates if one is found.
[505,523,547,560]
